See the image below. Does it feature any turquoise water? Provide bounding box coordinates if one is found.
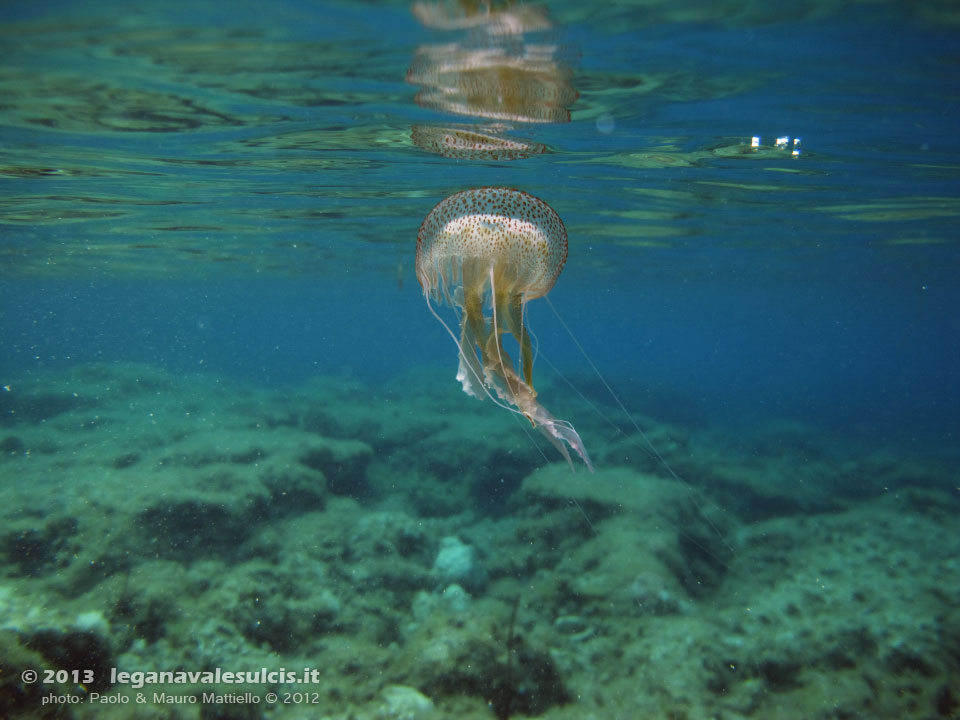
[1,1,959,719]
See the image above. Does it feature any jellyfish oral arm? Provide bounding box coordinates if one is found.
[530,406,595,473]
[423,289,593,472]
[487,265,594,471]
[481,350,594,473]
[422,293,516,412]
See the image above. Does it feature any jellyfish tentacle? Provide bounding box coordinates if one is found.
[458,306,487,400]
[487,263,536,409]
[486,264,526,419]
[424,293,512,414]
[464,263,488,347]
[503,291,534,390]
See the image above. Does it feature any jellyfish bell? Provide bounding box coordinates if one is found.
[416,187,593,471]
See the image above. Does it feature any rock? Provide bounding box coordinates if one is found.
[378,684,435,719]
[432,537,487,594]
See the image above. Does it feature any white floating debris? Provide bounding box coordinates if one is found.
[750,135,802,156]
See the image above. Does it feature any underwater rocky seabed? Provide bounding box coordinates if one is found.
[0,362,957,720]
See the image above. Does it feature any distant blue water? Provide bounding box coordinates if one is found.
[3,246,957,445]
[1,0,958,454]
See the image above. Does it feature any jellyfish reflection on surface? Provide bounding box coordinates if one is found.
[416,187,593,470]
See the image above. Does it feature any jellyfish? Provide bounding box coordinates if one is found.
[416,187,593,470]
